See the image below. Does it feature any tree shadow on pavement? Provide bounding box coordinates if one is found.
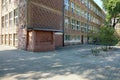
[0,45,120,80]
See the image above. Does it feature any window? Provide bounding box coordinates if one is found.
[2,16,4,28]
[9,12,13,27]
[76,6,80,15]
[84,0,88,6]
[84,23,88,32]
[2,0,5,12]
[5,0,9,11]
[65,17,69,29]
[9,34,12,45]
[1,35,3,44]
[88,13,90,21]
[71,19,76,30]
[71,2,75,13]
[87,25,90,32]
[81,23,85,32]
[87,1,90,8]
[76,21,81,30]
[14,8,18,26]
[5,15,8,28]
[81,0,84,4]
[13,34,18,46]
[5,35,7,44]
[9,0,12,3]
[6,34,9,45]
[84,11,87,19]
[2,0,5,4]
[77,35,81,40]
[64,35,71,41]
[81,9,84,17]
[64,0,69,10]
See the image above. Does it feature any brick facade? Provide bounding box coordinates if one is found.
[26,0,63,51]
[27,31,55,52]
[28,0,63,30]
[0,0,105,52]
[55,33,63,47]
[17,0,27,50]
[64,0,105,45]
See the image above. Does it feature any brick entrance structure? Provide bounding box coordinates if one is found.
[25,0,63,51]
[27,30,54,52]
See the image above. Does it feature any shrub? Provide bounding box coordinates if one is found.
[91,47,100,56]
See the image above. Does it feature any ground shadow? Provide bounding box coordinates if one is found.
[0,45,120,80]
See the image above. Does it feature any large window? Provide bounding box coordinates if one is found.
[9,34,12,45]
[3,35,5,44]
[5,15,8,28]
[2,0,5,13]
[13,34,18,46]
[64,0,69,10]
[1,35,4,44]
[9,12,13,27]
[5,0,9,11]
[2,16,4,28]
[6,34,9,45]
[14,8,18,26]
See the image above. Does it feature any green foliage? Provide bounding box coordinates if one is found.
[101,46,109,52]
[101,46,113,52]
[102,0,120,16]
[92,26,119,46]
[102,0,120,27]
[91,47,100,56]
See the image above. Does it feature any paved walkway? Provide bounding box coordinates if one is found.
[0,45,120,80]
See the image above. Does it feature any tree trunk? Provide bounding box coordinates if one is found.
[113,18,116,28]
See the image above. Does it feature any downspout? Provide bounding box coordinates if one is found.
[63,0,65,46]
[25,0,28,50]
[0,1,2,45]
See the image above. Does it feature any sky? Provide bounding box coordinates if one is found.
[93,0,103,9]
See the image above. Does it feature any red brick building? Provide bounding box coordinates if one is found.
[0,0,105,52]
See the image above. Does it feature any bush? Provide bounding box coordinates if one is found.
[101,46,113,52]
[91,47,100,56]
[91,26,119,46]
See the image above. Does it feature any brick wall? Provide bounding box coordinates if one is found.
[30,0,63,11]
[17,0,64,51]
[26,0,64,51]
[28,0,63,30]
[27,30,55,52]
[17,0,27,50]
[55,33,63,47]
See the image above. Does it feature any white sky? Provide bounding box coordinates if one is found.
[93,0,103,9]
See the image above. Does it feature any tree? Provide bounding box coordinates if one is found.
[102,0,120,28]
[92,26,119,46]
